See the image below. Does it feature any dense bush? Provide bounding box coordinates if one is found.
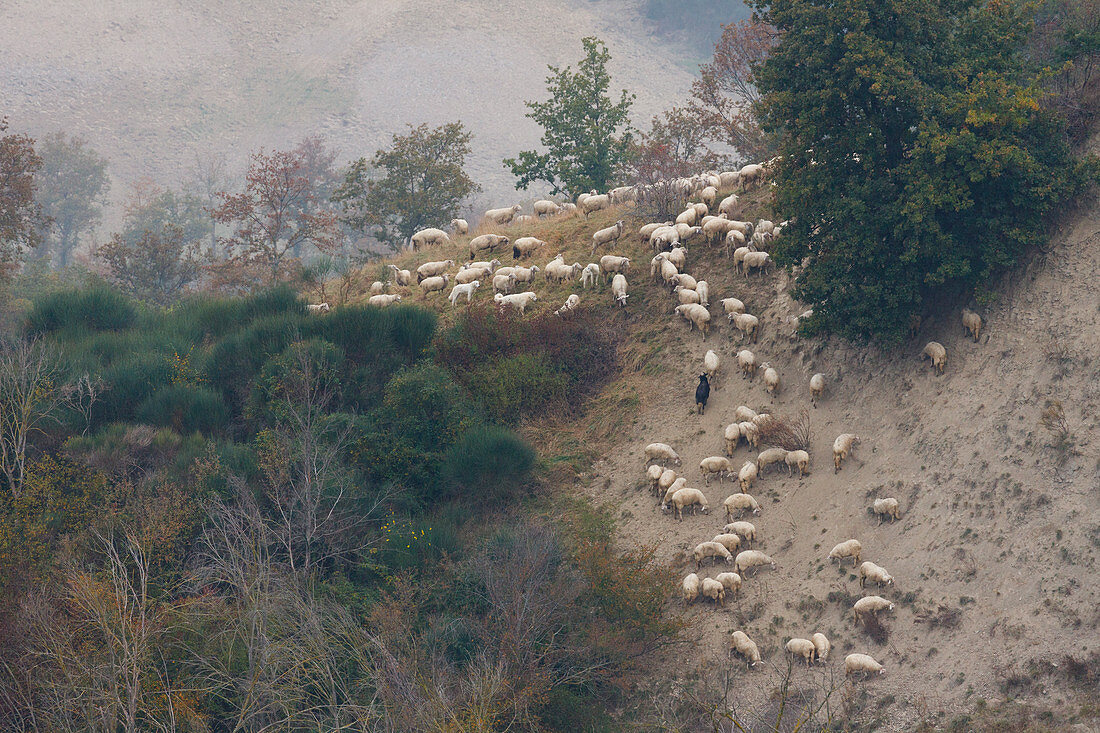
[136,385,230,434]
[441,425,536,507]
[26,286,137,335]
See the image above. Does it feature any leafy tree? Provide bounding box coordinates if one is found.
[0,118,43,278]
[332,122,479,250]
[33,133,110,268]
[504,37,637,197]
[752,0,1091,343]
[631,109,713,221]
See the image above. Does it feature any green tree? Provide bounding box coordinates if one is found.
[752,0,1090,343]
[333,122,479,250]
[504,37,637,197]
[0,119,43,278]
[34,133,110,268]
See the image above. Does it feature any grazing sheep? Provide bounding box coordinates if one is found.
[533,199,560,217]
[676,208,698,226]
[661,478,688,508]
[739,163,766,189]
[419,274,450,295]
[657,469,678,501]
[660,257,680,286]
[724,423,742,456]
[581,263,601,289]
[559,202,577,216]
[734,406,758,423]
[695,374,711,415]
[455,266,490,285]
[742,251,773,277]
[715,572,742,597]
[737,461,758,492]
[669,487,709,520]
[467,259,501,272]
[724,521,756,546]
[610,186,636,204]
[694,541,734,569]
[370,281,387,295]
[599,255,630,279]
[307,302,330,314]
[591,220,625,253]
[785,450,810,478]
[492,273,519,295]
[651,226,680,251]
[469,234,510,260]
[718,194,740,216]
[367,294,401,307]
[695,280,710,308]
[730,630,762,667]
[832,434,861,473]
[844,653,886,678]
[722,297,746,317]
[484,204,522,225]
[704,350,720,386]
[410,227,450,250]
[451,218,469,235]
[675,285,702,306]
[646,463,664,494]
[756,448,788,475]
[682,573,701,604]
[724,492,760,520]
[667,246,687,270]
[809,373,825,407]
[719,170,740,188]
[554,294,580,318]
[639,221,672,244]
[645,443,682,466]
[739,422,759,449]
[675,304,712,340]
[700,456,733,485]
[732,313,759,343]
[762,365,780,395]
[962,309,983,342]
[611,273,629,307]
[786,638,817,667]
[416,259,455,282]
[922,341,947,375]
[737,349,757,379]
[494,292,538,314]
[512,266,540,284]
[701,577,726,605]
[703,216,732,243]
[674,273,698,291]
[388,265,412,286]
[859,561,894,589]
[734,549,776,575]
[448,281,480,305]
[512,236,547,259]
[545,258,582,284]
[853,596,895,624]
[872,497,901,523]
[812,633,831,664]
[712,533,742,554]
[733,246,753,271]
[580,194,610,218]
[828,539,862,566]
[700,186,718,208]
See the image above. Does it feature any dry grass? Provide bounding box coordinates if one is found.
[753,411,811,452]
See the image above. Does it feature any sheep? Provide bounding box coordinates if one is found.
[852,596,895,624]
[512,266,540,284]
[785,309,813,337]
[695,280,710,308]
[675,304,711,340]
[734,549,776,575]
[872,497,901,523]
[737,461,758,492]
[512,236,547,259]
[661,478,688,508]
[739,163,766,189]
[650,253,668,282]
[832,434,861,473]
[467,259,501,272]
[484,204,522,225]
[731,313,759,343]
[657,469,678,502]
[545,258,583,284]
[388,265,412,286]
[419,274,450,295]
[682,573,701,605]
[859,561,894,589]
[712,533,742,554]
[410,227,450,250]
[809,373,825,407]
[844,653,886,678]
[724,423,742,456]
[591,220,625,253]
[962,309,983,342]
[611,273,629,307]
[828,539,862,566]
[811,633,831,664]
[494,292,538,314]
[580,193,610,217]
[692,202,708,218]
[922,341,947,375]
[786,638,817,667]
[367,294,402,307]
[755,219,775,236]
[715,572,742,597]
[756,448,788,475]
[559,202,578,216]
[599,255,630,279]
[724,521,756,546]
[416,259,455,282]
[704,350,720,386]
[734,406,758,423]
[370,281,386,295]
[307,302,330,314]
[733,246,753,271]
[675,285,702,306]
[660,258,680,288]
[469,234,510,260]
[693,541,733,569]
[554,293,580,317]
[646,463,664,495]
[785,450,810,478]
[719,170,740,188]
[700,185,718,208]
[742,251,772,277]
[451,218,469,235]
[581,263,601,289]
[533,199,560,217]
[700,456,734,485]
[455,266,490,285]
[667,246,687,270]
[650,226,680,251]
[609,186,636,204]
[492,273,519,295]
[695,374,711,415]
[762,365,780,395]
[703,216,733,243]
[576,191,594,208]
[718,194,740,216]
[737,349,757,379]
[644,443,682,466]
[730,630,762,667]
[448,281,480,305]
[639,221,671,244]
[724,492,760,520]
[701,577,726,605]
[669,487,709,520]
[673,273,698,291]
[675,208,698,226]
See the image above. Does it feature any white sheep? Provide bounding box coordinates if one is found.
[756,448,788,475]
[704,350,720,386]
[451,218,469,235]
[467,259,501,272]
[737,461,758,492]
[962,309,983,342]
[715,572,742,597]
[723,492,760,520]
[786,638,817,667]
[738,422,756,448]
[674,304,711,340]
[639,221,672,244]
[812,633,830,664]
[674,273,698,291]
[599,255,630,279]
[785,450,810,478]
[646,463,664,495]
[872,497,901,523]
[809,373,825,407]
[732,313,759,343]
[416,259,455,282]
[657,469,678,501]
[645,443,682,466]
[660,257,680,287]
[669,488,709,520]
[700,185,718,208]
[591,220,625,253]
[742,251,772,278]
[448,281,480,305]
[922,341,947,375]
[734,405,758,422]
[545,258,582,284]
[469,234,510,260]
[484,204,522,225]
[675,207,698,226]
[734,549,775,575]
[455,266,490,285]
[554,293,580,317]
[410,227,450,250]
[367,294,401,307]
[419,274,450,295]
[388,265,412,286]
[762,365,780,395]
[682,573,701,605]
[611,274,629,307]
[692,202,708,218]
[533,199,560,217]
[739,163,766,189]
[844,653,885,678]
[719,170,740,188]
[701,577,726,605]
[650,226,679,251]
[700,456,734,485]
[307,302,330,314]
[492,273,519,295]
[695,280,710,308]
[675,285,702,306]
[852,596,895,624]
[730,630,762,667]
[712,533,742,554]
[718,194,739,216]
[828,539,862,566]
[724,521,756,546]
[694,541,733,569]
[580,194,610,218]
[832,433,861,473]
[494,292,538,314]
[512,236,547,259]
[559,202,578,216]
[512,266,540,284]
[581,263,601,289]
[609,186,636,204]
[369,281,386,295]
[667,246,687,270]
[858,561,894,589]
[733,246,753,271]
[724,228,746,256]
[737,349,757,379]
[724,423,741,456]
[661,478,687,508]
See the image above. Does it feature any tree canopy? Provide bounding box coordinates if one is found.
[0,119,43,278]
[752,0,1092,343]
[504,37,637,198]
[33,133,110,269]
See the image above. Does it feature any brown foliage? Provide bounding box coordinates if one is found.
[98,225,201,305]
[0,118,43,278]
[753,411,811,452]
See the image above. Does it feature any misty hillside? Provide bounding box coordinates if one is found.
[0,0,711,214]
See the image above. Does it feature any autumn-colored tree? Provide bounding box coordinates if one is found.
[0,118,43,278]
[333,122,479,250]
[631,108,713,220]
[98,225,201,306]
[33,132,110,268]
[212,148,338,286]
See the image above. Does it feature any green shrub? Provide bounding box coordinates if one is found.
[441,426,535,507]
[469,353,571,423]
[136,385,229,434]
[94,353,174,426]
[203,312,304,408]
[248,339,345,425]
[26,286,137,335]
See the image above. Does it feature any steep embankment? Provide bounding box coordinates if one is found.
[355,181,1098,728]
